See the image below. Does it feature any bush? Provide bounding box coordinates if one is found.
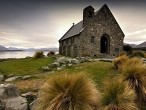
[35,73,100,110]
[100,78,137,110]
[121,57,146,105]
[47,51,55,56]
[131,51,146,58]
[113,55,129,70]
[123,45,133,54]
[34,51,44,59]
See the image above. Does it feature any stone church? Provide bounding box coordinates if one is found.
[59,4,125,57]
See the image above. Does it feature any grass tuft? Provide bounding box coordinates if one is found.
[35,73,100,110]
[113,55,129,70]
[34,51,44,59]
[100,78,138,110]
[122,57,146,104]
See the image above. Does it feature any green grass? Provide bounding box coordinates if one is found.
[0,57,54,75]
[55,61,114,87]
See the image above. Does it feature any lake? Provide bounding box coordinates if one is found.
[0,51,58,59]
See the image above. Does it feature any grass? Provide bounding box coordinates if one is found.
[35,73,100,110]
[56,61,114,86]
[0,57,55,75]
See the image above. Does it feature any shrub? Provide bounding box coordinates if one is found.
[47,51,55,56]
[131,51,146,58]
[113,55,129,70]
[35,73,100,110]
[100,78,138,110]
[122,57,146,105]
[34,51,44,59]
[123,45,133,54]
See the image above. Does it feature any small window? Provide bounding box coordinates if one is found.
[87,11,93,17]
[91,36,95,43]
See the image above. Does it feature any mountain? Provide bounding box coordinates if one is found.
[0,45,7,51]
[25,48,59,51]
[7,47,23,51]
[125,41,146,48]
[0,45,59,52]
[137,41,146,47]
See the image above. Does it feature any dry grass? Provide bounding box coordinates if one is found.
[35,73,100,110]
[121,57,146,104]
[100,78,138,110]
[15,78,46,93]
[113,55,129,70]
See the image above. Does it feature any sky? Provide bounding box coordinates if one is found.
[0,0,146,48]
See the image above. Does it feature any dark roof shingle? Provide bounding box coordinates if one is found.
[59,21,83,41]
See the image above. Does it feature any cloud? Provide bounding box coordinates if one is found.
[124,29,146,44]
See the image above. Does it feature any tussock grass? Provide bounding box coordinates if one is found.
[122,57,146,104]
[113,55,129,70]
[131,51,146,58]
[34,51,44,59]
[100,78,138,110]
[35,73,100,110]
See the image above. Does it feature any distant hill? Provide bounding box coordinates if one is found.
[125,41,146,48]
[0,45,7,51]
[0,45,59,52]
[137,41,146,47]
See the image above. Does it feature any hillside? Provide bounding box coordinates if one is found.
[0,45,7,51]
[126,41,146,48]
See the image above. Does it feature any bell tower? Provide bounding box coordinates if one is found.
[83,5,94,27]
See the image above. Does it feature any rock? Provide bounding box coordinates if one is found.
[0,84,19,98]
[0,74,4,82]
[57,67,64,71]
[71,59,80,64]
[21,92,37,104]
[0,84,28,110]
[5,96,28,110]
[41,66,51,71]
[98,58,113,62]
[22,75,32,80]
[5,76,22,82]
[68,64,72,67]
[57,57,71,64]
[49,62,60,68]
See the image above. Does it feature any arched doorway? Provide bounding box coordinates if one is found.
[100,35,110,54]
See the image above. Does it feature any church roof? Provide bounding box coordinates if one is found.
[59,21,83,41]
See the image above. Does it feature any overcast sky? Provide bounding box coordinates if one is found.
[0,0,146,48]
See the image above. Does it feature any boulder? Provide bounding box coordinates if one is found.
[5,76,22,82]
[5,96,28,110]
[41,66,51,71]
[0,84,19,98]
[0,84,28,110]
[0,74,4,82]
[71,59,80,64]
[57,57,71,64]
[49,62,60,68]
[57,67,64,71]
